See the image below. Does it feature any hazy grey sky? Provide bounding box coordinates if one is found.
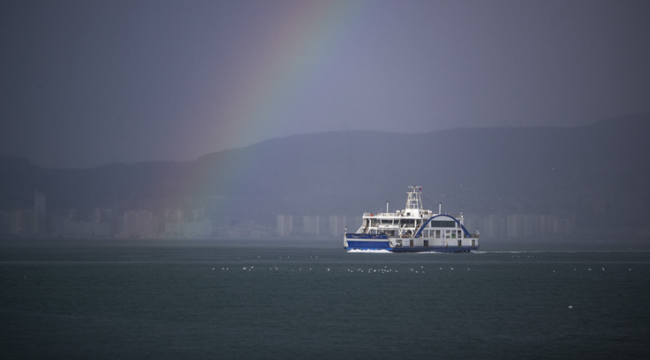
[2,0,649,167]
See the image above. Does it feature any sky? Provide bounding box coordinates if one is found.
[1,0,649,168]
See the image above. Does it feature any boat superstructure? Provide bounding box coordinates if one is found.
[344,186,479,252]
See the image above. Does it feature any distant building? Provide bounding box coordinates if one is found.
[469,213,574,239]
[119,210,159,238]
[34,190,46,234]
[328,215,346,237]
[482,214,506,239]
[9,209,37,236]
[302,215,320,236]
[277,215,293,237]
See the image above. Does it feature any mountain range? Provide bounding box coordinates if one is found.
[1,114,649,236]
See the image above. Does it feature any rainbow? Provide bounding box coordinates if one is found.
[185,1,371,221]
[199,1,369,149]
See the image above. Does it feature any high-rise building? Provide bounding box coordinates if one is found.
[277,215,293,237]
[302,215,320,236]
[328,215,346,237]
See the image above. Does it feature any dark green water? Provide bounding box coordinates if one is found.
[1,239,649,359]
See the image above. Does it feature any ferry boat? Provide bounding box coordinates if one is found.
[344,186,480,252]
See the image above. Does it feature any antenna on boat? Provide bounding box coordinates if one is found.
[439,202,442,214]
[386,201,389,213]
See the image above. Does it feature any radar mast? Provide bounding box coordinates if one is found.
[406,186,423,210]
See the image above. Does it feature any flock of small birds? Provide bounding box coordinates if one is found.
[206,254,636,277]
[204,254,638,313]
[209,260,631,274]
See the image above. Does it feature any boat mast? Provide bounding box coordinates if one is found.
[406,186,423,210]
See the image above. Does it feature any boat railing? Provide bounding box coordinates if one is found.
[346,233,388,240]
[363,212,399,217]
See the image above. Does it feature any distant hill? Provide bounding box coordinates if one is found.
[1,114,649,235]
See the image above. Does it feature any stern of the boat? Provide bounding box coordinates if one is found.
[344,233,391,250]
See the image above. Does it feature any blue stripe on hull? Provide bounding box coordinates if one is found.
[392,246,479,253]
[345,240,391,250]
[345,239,479,253]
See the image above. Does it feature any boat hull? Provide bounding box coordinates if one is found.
[344,236,479,253]
[344,239,392,250]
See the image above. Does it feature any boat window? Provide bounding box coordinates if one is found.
[400,219,415,226]
[431,220,456,228]
[424,240,429,247]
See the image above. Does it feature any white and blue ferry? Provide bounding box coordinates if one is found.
[344,186,480,252]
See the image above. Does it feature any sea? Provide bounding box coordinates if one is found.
[1,238,649,359]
